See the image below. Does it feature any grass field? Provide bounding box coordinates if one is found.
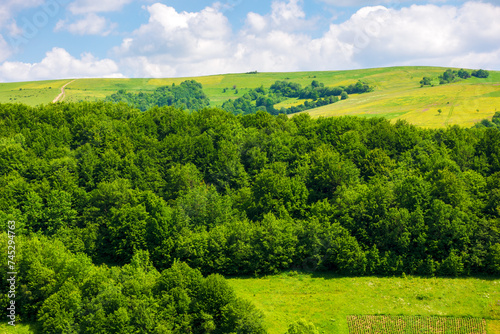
[0,322,38,334]
[305,72,500,128]
[1,274,499,333]
[0,80,69,106]
[227,273,500,334]
[0,66,499,128]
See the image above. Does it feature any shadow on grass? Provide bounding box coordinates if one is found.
[226,269,500,282]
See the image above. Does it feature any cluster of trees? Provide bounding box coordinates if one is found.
[105,80,210,111]
[420,69,489,86]
[270,80,371,99]
[222,80,371,115]
[440,69,471,83]
[1,102,500,280]
[221,86,279,115]
[0,234,267,333]
[472,69,490,78]
[474,111,500,129]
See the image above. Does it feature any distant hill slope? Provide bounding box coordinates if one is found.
[0,66,498,128]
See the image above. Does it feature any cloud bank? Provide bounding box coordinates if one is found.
[1,0,499,81]
[112,1,500,78]
[0,47,123,82]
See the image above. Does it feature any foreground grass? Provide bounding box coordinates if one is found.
[0,322,39,334]
[2,274,499,333]
[227,273,500,334]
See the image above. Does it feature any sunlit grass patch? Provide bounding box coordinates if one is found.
[228,273,500,334]
[0,322,40,334]
[274,98,313,109]
[488,320,500,334]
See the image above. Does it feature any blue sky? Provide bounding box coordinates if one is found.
[0,0,499,82]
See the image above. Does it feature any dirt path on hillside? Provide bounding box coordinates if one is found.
[444,86,465,127]
[52,80,76,103]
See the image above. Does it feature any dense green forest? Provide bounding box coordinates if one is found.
[1,101,500,332]
[1,102,500,275]
[1,233,266,333]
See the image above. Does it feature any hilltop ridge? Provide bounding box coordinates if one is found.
[0,66,498,128]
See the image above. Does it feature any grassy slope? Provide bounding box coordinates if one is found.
[227,273,500,334]
[304,67,500,128]
[0,80,69,105]
[0,66,499,128]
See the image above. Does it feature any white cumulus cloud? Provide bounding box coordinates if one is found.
[113,0,351,77]
[328,2,500,68]
[68,0,134,15]
[114,3,234,77]
[2,0,500,82]
[55,13,116,35]
[68,0,500,78]
[0,47,124,82]
[271,0,306,23]
[245,0,317,34]
[449,48,500,70]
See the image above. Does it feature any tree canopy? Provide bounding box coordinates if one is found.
[1,101,499,279]
[0,234,266,333]
[1,99,500,332]
[105,80,210,111]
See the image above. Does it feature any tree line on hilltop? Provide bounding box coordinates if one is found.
[420,68,489,87]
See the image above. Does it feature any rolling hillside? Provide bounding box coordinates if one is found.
[0,66,499,128]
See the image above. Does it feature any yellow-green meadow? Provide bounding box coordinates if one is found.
[1,66,498,128]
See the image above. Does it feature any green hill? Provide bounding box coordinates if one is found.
[2,76,500,334]
[0,66,499,128]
